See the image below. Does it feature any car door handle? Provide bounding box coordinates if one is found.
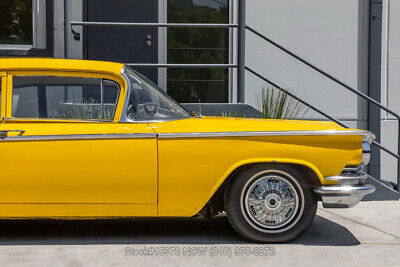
[0,130,26,138]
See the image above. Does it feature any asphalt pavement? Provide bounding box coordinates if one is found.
[0,201,398,266]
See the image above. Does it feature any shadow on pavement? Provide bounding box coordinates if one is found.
[294,215,360,246]
[0,214,359,246]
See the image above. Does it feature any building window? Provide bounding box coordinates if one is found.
[167,0,229,103]
[0,0,33,45]
[0,0,51,55]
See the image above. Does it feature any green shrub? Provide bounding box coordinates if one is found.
[258,85,309,119]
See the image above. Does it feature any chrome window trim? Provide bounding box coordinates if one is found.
[101,78,121,120]
[157,130,375,139]
[0,133,156,142]
[120,65,172,123]
[119,65,132,123]
[110,79,121,120]
[100,77,104,119]
[10,74,121,122]
[4,117,115,123]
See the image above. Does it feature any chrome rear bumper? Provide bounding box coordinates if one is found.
[314,168,375,208]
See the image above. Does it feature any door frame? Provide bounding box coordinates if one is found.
[4,70,126,122]
[0,72,6,119]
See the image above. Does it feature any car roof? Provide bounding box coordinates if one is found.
[0,58,125,76]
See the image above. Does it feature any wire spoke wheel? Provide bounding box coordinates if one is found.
[243,174,300,229]
[226,164,317,242]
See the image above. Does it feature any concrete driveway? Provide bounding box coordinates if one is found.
[0,201,398,267]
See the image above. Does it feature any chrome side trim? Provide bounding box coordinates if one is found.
[158,130,374,139]
[0,133,156,142]
[0,130,373,141]
[325,173,368,185]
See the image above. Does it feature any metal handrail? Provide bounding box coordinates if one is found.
[71,21,238,28]
[246,25,400,190]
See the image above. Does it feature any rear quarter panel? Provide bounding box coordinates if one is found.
[155,133,362,216]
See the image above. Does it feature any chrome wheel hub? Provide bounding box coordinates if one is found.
[264,193,281,210]
[244,175,299,229]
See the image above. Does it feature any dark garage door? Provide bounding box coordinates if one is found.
[84,0,158,83]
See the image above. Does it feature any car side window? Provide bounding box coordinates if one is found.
[12,76,119,120]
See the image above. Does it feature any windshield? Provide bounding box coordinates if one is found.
[124,67,190,121]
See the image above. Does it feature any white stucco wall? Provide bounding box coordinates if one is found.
[244,0,368,124]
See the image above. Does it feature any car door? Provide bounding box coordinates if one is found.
[0,71,157,212]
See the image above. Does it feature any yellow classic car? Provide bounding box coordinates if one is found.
[0,58,375,242]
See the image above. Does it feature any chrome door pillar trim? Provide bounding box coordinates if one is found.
[0,133,156,142]
[119,65,132,123]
